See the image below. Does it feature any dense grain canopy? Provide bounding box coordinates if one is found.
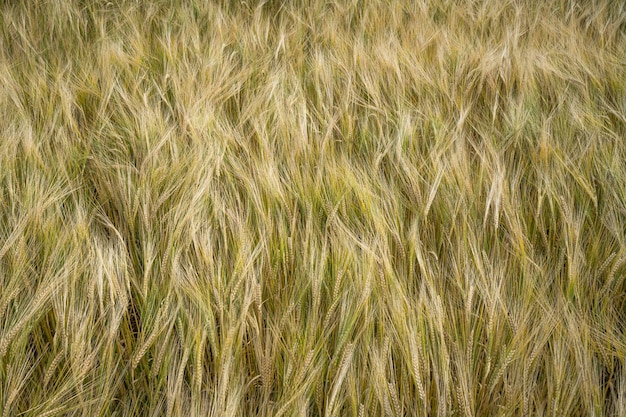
[1,0,625,416]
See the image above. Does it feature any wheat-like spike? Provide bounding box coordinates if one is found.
[358,403,366,417]
[315,377,324,411]
[326,198,341,227]
[230,271,246,301]
[194,329,207,392]
[132,305,167,369]
[281,301,296,328]
[393,231,406,262]
[456,388,465,417]
[410,338,426,401]
[2,387,19,417]
[597,251,617,277]
[465,284,474,321]
[557,195,573,228]
[382,336,390,364]
[312,277,321,313]
[293,349,315,385]
[378,266,386,287]
[37,406,67,417]
[213,286,223,316]
[142,241,153,298]
[288,235,294,265]
[416,338,428,383]
[490,348,516,392]
[175,316,185,344]
[466,329,474,369]
[152,336,168,377]
[285,361,294,383]
[261,344,273,393]
[0,286,21,321]
[167,346,191,417]
[524,339,543,403]
[523,387,529,417]
[33,278,59,309]
[464,385,472,417]
[44,350,65,387]
[254,280,262,314]
[604,252,626,292]
[332,268,344,301]
[322,298,341,331]
[383,393,394,417]
[328,343,355,414]
[487,306,495,339]
[553,388,560,416]
[171,249,182,277]
[0,315,30,357]
[507,311,517,335]
[78,349,98,380]
[389,381,402,417]
[160,247,171,278]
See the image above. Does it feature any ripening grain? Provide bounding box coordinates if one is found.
[1,1,625,416]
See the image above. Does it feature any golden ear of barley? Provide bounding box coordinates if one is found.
[165,348,190,417]
[3,386,20,417]
[378,266,385,287]
[388,381,402,417]
[322,298,340,330]
[284,361,293,383]
[44,350,65,387]
[132,307,166,369]
[261,355,274,392]
[465,284,474,320]
[0,287,20,321]
[0,316,29,357]
[383,394,394,417]
[312,279,321,312]
[410,339,426,401]
[596,252,617,276]
[294,349,315,383]
[382,336,390,362]
[456,388,465,417]
[254,281,262,313]
[37,406,67,417]
[315,377,324,410]
[332,268,344,301]
[490,349,516,392]
[604,252,626,292]
[194,329,207,392]
[466,329,474,366]
[328,343,354,413]
[78,349,98,380]
[151,336,168,377]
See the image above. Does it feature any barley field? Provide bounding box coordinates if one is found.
[1,0,625,416]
